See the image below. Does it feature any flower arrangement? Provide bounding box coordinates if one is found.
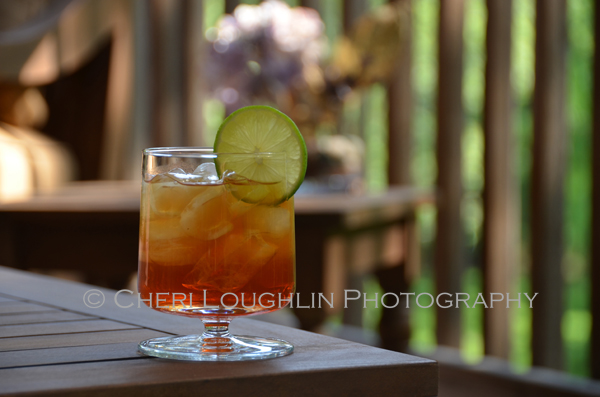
[204,0,407,190]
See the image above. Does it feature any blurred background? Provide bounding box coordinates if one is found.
[0,0,596,387]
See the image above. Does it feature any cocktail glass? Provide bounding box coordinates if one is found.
[137,148,295,361]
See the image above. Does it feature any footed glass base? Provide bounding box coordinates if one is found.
[138,334,294,361]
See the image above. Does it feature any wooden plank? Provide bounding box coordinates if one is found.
[0,328,169,352]
[0,311,94,326]
[1,211,139,288]
[0,181,429,214]
[388,0,413,186]
[0,265,221,336]
[0,342,148,369]
[0,181,430,223]
[0,267,437,396]
[296,187,433,230]
[0,343,437,397]
[0,181,140,212]
[376,254,411,352]
[293,226,329,331]
[0,302,58,315]
[0,297,20,303]
[429,346,600,397]
[530,0,567,370]
[482,0,515,359]
[0,319,139,338]
[404,211,421,281]
[435,0,465,348]
[385,2,415,344]
[591,0,600,380]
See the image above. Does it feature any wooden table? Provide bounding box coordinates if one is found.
[0,266,438,396]
[0,181,433,350]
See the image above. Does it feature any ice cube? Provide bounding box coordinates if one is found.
[243,205,291,240]
[149,175,204,216]
[147,237,205,266]
[166,168,205,185]
[222,170,247,183]
[180,185,233,240]
[226,192,255,218]
[192,162,219,182]
[183,233,277,292]
[163,163,221,185]
[149,218,188,240]
[146,218,206,266]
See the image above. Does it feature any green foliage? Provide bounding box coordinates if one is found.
[203,0,225,29]
[563,0,593,377]
[362,276,384,331]
[512,0,535,248]
[365,84,389,192]
[409,271,437,352]
[409,0,438,354]
[203,99,225,146]
[319,0,343,47]
[461,267,484,363]
[510,275,533,372]
[510,0,536,370]
[411,0,438,188]
[462,0,486,252]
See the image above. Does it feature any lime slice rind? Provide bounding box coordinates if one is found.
[213,106,307,203]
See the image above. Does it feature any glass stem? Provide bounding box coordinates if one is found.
[200,319,234,352]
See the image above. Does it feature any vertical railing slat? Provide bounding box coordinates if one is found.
[387,0,412,186]
[435,0,465,348]
[339,0,370,331]
[531,0,567,370]
[343,0,369,34]
[148,0,187,147]
[591,0,600,381]
[342,0,369,159]
[482,0,515,359]
[182,0,204,146]
[101,1,143,179]
[148,0,161,147]
[225,0,240,15]
[300,0,322,12]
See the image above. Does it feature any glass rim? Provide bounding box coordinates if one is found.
[143,147,286,158]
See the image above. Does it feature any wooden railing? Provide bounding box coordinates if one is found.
[292,0,600,384]
[219,0,598,378]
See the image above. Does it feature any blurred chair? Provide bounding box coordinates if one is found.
[0,0,144,199]
[0,0,136,286]
[0,121,76,202]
